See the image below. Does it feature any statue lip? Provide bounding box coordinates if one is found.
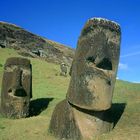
[8,87,27,98]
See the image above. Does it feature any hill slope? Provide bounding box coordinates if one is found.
[0,21,74,65]
[0,49,140,140]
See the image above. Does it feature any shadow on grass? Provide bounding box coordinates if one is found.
[29,98,54,117]
[70,102,126,128]
[109,103,126,128]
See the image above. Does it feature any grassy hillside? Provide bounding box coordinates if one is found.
[0,48,140,140]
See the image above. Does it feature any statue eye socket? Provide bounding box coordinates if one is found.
[8,89,12,93]
[96,58,112,70]
[15,88,27,97]
[86,56,95,63]
[86,56,112,70]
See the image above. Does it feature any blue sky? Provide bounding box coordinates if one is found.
[0,0,140,82]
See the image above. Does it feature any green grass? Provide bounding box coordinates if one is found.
[0,48,140,140]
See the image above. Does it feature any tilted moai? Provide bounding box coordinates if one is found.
[0,57,32,118]
[49,18,121,140]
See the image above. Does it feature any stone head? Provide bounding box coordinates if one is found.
[67,18,121,111]
[1,57,32,118]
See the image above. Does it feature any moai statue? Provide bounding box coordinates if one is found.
[0,57,32,118]
[49,18,121,140]
[60,63,67,76]
[67,17,121,111]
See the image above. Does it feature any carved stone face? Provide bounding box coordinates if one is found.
[67,18,121,111]
[1,57,32,118]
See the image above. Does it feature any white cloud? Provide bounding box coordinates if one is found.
[121,51,140,58]
[132,81,140,83]
[119,63,128,70]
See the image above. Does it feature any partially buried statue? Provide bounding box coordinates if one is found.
[0,57,32,118]
[49,17,121,140]
[60,63,68,76]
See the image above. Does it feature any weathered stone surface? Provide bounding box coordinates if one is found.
[67,18,121,111]
[1,57,32,118]
[49,99,113,140]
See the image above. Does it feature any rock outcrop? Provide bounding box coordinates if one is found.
[0,21,74,65]
[49,17,121,140]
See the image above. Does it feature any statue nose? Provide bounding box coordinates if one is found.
[8,67,27,97]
